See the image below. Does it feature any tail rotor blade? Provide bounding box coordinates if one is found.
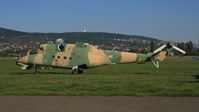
[172,45,186,54]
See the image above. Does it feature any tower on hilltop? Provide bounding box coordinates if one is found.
[81,26,87,32]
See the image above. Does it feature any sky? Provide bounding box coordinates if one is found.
[0,0,199,43]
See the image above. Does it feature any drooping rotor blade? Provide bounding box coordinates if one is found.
[172,45,186,54]
[153,44,167,54]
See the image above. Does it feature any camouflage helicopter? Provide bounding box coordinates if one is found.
[16,39,186,74]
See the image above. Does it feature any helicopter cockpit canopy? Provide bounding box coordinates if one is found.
[55,38,65,52]
[76,42,90,48]
[57,44,65,52]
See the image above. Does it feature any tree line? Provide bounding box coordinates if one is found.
[177,41,199,55]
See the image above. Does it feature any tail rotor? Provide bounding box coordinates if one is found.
[149,41,186,68]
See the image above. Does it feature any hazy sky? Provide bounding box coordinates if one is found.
[0,0,199,43]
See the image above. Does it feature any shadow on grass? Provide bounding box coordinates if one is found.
[134,72,150,75]
[186,80,199,83]
[9,71,150,75]
[9,72,72,75]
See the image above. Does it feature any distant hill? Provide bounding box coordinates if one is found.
[0,27,163,56]
[0,27,27,36]
[0,27,158,40]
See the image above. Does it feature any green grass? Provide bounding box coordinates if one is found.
[0,57,199,96]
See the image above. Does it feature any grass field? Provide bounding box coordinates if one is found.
[0,56,199,96]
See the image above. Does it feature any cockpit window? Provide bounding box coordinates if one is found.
[64,56,67,59]
[76,42,84,48]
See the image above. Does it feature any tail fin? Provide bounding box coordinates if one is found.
[148,41,186,68]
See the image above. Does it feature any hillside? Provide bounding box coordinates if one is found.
[0,27,163,56]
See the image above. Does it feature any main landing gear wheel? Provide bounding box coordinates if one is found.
[34,66,40,74]
[72,68,83,74]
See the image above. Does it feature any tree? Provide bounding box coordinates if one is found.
[150,41,155,52]
[185,41,193,55]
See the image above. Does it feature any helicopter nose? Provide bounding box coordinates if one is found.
[18,56,28,64]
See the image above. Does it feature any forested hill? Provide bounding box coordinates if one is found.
[0,27,163,56]
[0,27,28,36]
[0,27,158,40]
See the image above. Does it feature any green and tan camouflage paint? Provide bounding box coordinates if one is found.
[18,42,168,69]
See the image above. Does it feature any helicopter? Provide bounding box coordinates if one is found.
[16,39,186,74]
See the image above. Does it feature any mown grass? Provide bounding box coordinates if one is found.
[0,56,199,96]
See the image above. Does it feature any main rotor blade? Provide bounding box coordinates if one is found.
[172,45,186,54]
[153,44,167,54]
